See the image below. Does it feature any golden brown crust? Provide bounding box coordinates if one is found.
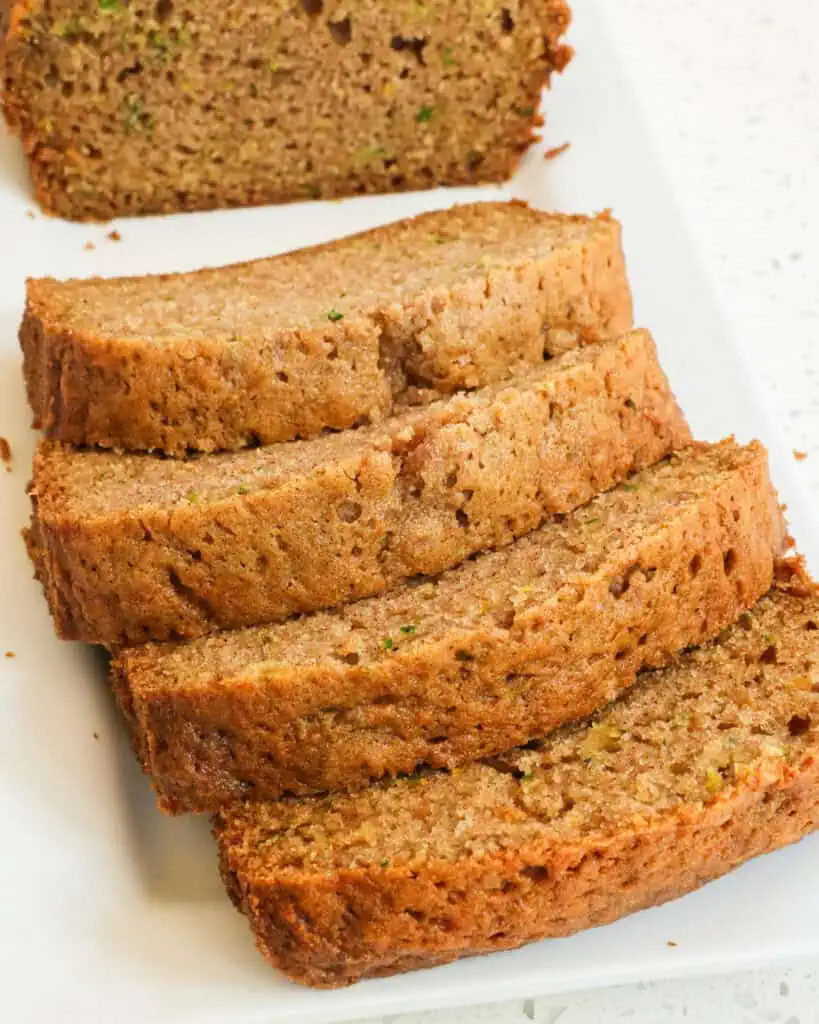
[28,331,689,645]
[1,0,572,221]
[0,1,11,41]
[19,205,633,453]
[113,441,785,813]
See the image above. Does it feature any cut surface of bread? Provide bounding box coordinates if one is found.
[20,203,631,453]
[28,331,689,644]
[113,439,785,812]
[1,1,572,221]
[214,563,819,987]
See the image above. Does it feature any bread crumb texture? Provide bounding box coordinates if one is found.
[1,0,572,220]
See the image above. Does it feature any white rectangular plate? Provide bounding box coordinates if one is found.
[2,3,818,1022]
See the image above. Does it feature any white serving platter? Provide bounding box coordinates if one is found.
[1,2,818,1022]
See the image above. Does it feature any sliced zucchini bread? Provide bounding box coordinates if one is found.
[20,204,631,452]
[114,439,785,812]
[28,330,688,645]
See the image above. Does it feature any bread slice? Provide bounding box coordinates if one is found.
[28,331,688,646]
[112,439,785,813]
[19,203,632,453]
[214,561,819,988]
[1,1,571,221]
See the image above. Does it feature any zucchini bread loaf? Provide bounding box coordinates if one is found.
[113,439,785,813]
[214,562,819,988]
[20,203,631,453]
[28,331,689,645]
[0,0,572,220]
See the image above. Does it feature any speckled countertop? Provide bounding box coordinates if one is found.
[354,1,819,1021]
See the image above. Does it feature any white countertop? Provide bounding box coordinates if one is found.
[356,1,819,1021]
